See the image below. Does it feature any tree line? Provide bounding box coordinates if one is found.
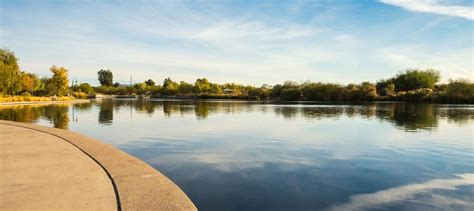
[1,48,473,103]
[1,49,69,97]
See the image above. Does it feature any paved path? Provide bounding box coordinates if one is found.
[0,121,197,211]
[0,124,117,210]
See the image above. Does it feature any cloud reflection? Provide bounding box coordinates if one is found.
[328,173,474,211]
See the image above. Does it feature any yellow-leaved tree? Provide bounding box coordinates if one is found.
[47,66,69,96]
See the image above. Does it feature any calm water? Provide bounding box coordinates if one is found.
[1,100,473,211]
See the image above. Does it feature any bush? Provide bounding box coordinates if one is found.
[437,79,474,103]
[392,69,440,91]
[0,96,74,102]
[72,92,87,99]
[279,88,301,101]
[393,88,434,102]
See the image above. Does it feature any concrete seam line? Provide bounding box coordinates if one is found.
[0,122,122,211]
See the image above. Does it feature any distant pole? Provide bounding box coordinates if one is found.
[130,75,132,86]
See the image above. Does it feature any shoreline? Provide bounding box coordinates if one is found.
[0,99,91,106]
[110,97,474,105]
[1,98,472,106]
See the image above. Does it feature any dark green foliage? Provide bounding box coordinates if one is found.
[145,79,155,86]
[98,69,113,86]
[71,83,94,94]
[162,78,179,95]
[440,79,474,103]
[79,83,94,94]
[376,79,395,96]
[271,84,283,98]
[178,81,194,94]
[248,85,271,100]
[392,69,440,91]
[301,83,344,101]
[280,88,301,101]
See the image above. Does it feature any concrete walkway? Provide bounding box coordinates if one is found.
[0,121,197,211]
[0,124,117,210]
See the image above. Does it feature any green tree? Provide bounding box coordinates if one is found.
[194,78,211,94]
[444,79,474,102]
[78,83,94,94]
[163,78,174,88]
[178,81,194,94]
[392,69,440,91]
[280,88,301,101]
[210,83,222,94]
[376,79,395,96]
[0,48,20,95]
[98,69,113,86]
[145,79,155,86]
[271,84,283,98]
[162,78,179,95]
[301,82,344,101]
[48,66,69,96]
[249,85,271,99]
[360,82,377,100]
[134,82,147,94]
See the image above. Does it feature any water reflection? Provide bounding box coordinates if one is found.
[0,100,472,210]
[1,100,472,131]
[98,101,114,124]
[329,174,474,211]
[0,104,70,129]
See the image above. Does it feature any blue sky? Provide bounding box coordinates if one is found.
[1,0,472,85]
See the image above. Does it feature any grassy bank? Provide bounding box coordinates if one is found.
[0,96,75,103]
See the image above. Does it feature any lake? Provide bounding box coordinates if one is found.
[1,100,473,211]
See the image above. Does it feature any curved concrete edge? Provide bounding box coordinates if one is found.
[0,120,197,211]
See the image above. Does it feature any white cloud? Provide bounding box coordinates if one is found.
[333,34,355,41]
[379,45,474,81]
[194,20,318,40]
[2,1,472,85]
[380,0,474,20]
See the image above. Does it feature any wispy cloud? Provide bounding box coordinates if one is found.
[2,1,472,85]
[194,20,318,40]
[379,0,474,20]
[378,45,473,81]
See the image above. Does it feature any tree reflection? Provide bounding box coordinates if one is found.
[274,106,300,119]
[0,105,44,123]
[44,105,69,129]
[72,102,93,111]
[1,101,472,132]
[0,104,69,129]
[376,104,438,131]
[194,102,210,119]
[441,108,474,125]
[98,100,114,124]
[301,107,343,119]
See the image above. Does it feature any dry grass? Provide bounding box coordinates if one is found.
[0,96,75,103]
